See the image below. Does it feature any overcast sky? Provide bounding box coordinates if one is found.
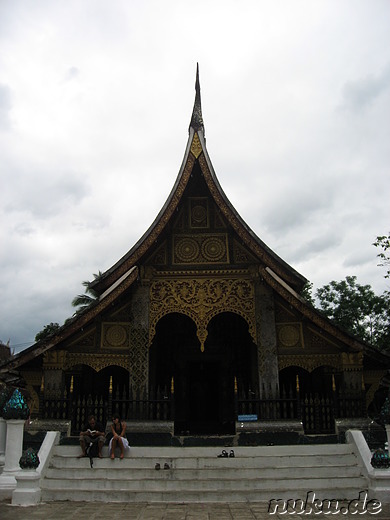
[1,0,389,353]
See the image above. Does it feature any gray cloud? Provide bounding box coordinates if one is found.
[62,67,80,83]
[0,0,389,350]
[288,232,344,265]
[0,84,12,130]
[5,171,90,218]
[340,65,390,113]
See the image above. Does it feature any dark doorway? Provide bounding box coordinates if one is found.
[149,311,257,436]
[65,365,129,434]
[188,361,220,433]
[279,366,337,434]
[66,365,129,398]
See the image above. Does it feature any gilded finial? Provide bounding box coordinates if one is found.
[189,63,204,133]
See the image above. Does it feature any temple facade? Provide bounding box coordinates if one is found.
[1,67,389,442]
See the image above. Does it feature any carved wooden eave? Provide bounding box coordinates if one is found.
[0,266,138,374]
[91,66,307,296]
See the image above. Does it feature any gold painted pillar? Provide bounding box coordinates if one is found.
[42,350,67,397]
[129,284,150,398]
[341,352,364,398]
[255,278,280,399]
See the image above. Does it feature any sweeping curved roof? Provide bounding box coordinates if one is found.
[91,65,307,295]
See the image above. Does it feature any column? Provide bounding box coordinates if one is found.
[255,280,279,399]
[3,419,25,475]
[129,284,150,398]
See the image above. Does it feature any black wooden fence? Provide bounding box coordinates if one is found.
[40,385,174,435]
[40,384,365,435]
[235,385,366,434]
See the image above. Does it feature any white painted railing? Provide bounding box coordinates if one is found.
[346,429,390,504]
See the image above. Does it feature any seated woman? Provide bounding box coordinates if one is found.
[109,414,129,459]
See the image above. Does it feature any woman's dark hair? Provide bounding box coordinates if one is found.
[112,413,121,422]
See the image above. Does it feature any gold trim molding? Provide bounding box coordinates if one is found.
[150,275,256,351]
[64,353,130,372]
[43,350,67,370]
[341,352,363,371]
[278,354,342,373]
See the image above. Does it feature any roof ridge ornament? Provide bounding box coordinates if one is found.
[189,63,204,134]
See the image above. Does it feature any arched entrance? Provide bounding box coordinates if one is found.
[65,365,129,433]
[149,311,258,435]
[279,366,339,434]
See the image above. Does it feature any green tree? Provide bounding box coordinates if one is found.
[35,322,61,342]
[300,281,315,306]
[373,233,390,279]
[71,271,103,313]
[316,276,390,350]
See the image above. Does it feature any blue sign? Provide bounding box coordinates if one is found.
[237,414,258,422]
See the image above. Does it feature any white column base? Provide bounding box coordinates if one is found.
[0,473,17,500]
[0,419,25,499]
[0,418,6,467]
[12,470,41,506]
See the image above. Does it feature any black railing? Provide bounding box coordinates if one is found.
[237,398,298,420]
[235,386,366,434]
[40,385,174,434]
[40,386,365,435]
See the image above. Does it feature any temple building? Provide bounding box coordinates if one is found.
[1,67,389,443]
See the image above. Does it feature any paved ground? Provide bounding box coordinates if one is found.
[1,500,390,519]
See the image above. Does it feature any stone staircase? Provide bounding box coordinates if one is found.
[40,444,368,503]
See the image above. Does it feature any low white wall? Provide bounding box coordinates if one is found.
[11,430,60,506]
[346,429,390,504]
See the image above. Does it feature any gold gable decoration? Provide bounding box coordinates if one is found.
[189,198,209,228]
[150,274,256,352]
[190,132,203,158]
[233,239,256,264]
[173,234,229,265]
[276,323,304,349]
[146,242,167,265]
[101,323,130,349]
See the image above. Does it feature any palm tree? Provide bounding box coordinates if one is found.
[71,271,103,313]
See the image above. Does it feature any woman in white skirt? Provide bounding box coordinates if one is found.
[109,414,129,459]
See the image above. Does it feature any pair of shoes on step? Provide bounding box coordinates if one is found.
[217,449,235,458]
[155,462,170,470]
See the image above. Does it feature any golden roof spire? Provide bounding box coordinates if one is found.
[189,63,204,134]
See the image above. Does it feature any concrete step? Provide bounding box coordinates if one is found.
[41,486,368,503]
[45,464,362,480]
[49,453,358,469]
[42,474,368,491]
[40,443,368,503]
[53,443,355,457]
